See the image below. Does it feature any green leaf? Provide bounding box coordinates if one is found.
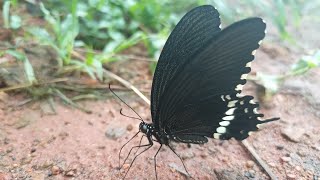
[290,50,320,76]
[10,15,21,29]
[5,50,37,84]
[5,49,26,61]
[3,1,11,28]
[257,72,280,94]
[24,57,37,84]
[113,32,142,53]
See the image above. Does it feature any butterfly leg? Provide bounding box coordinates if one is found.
[123,136,153,179]
[121,135,147,168]
[119,131,140,168]
[153,144,163,180]
[167,144,192,178]
[133,135,146,157]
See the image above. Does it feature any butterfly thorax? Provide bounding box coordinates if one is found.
[139,122,170,145]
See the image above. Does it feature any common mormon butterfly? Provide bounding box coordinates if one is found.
[115,4,279,179]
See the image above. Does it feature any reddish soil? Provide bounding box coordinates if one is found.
[1,43,320,180]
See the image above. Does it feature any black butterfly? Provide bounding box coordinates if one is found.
[116,5,279,179]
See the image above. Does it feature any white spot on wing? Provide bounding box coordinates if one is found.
[244,108,248,113]
[213,133,220,139]
[258,40,263,45]
[253,108,258,114]
[248,132,253,136]
[221,95,225,101]
[236,94,244,98]
[225,95,231,100]
[222,116,234,121]
[250,100,255,104]
[227,100,237,107]
[235,84,244,91]
[225,108,236,115]
[219,121,230,126]
[246,62,252,67]
[251,50,257,55]
[240,101,244,105]
[241,74,248,80]
[217,127,226,133]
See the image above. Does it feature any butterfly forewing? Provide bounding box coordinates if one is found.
[151,5,221,125]
[154,17,273,141]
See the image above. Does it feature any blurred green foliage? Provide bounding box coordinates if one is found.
[5,49,37,84]
[40,0,194,57]
[3,0,311,65]
[3,0,21,29]
[1,0,319,96]
[257,50,320,96]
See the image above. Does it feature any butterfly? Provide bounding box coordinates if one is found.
[115,4,280,179]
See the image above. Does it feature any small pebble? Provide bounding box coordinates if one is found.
[245,160,255,169]
[181,151,194,160]
[97,145,106,150]
[13,164,18,168]
[281,156,291,162]
[65,170,76,177]
[297,150,306,157]
[244,170,255,178]
[287,173,296,179]
[30,148,36,153]
[276,145,284,150]
[126,124,133,131]
[51,166,60,175]
[105,127,126,140]
[268,162,276,167]
[122,163,130,170]
[295,166,302,171]
[6,147,13,153]
[200,152,208,159]
[281,126,305,143]
[208,146,217,154]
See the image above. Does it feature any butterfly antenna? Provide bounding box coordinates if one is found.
[109,84,144,122]
[120,109,143,121]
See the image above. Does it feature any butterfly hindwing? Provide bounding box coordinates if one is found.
[167,93,278,143]
[151,5,221,125]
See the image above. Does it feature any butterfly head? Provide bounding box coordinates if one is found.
[139,122,149,134]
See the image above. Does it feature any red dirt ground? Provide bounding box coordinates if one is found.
[1,42,320,180]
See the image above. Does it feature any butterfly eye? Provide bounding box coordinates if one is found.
[139,123,148,133]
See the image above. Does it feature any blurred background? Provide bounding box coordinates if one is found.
[0,0,320,179]
[0,0,319,91]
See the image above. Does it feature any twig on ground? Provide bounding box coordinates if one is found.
[73,48,156,62]
[103,69,150,105]
[0,78,68,92]
[241,139,278,180]
[72,50,151,102]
